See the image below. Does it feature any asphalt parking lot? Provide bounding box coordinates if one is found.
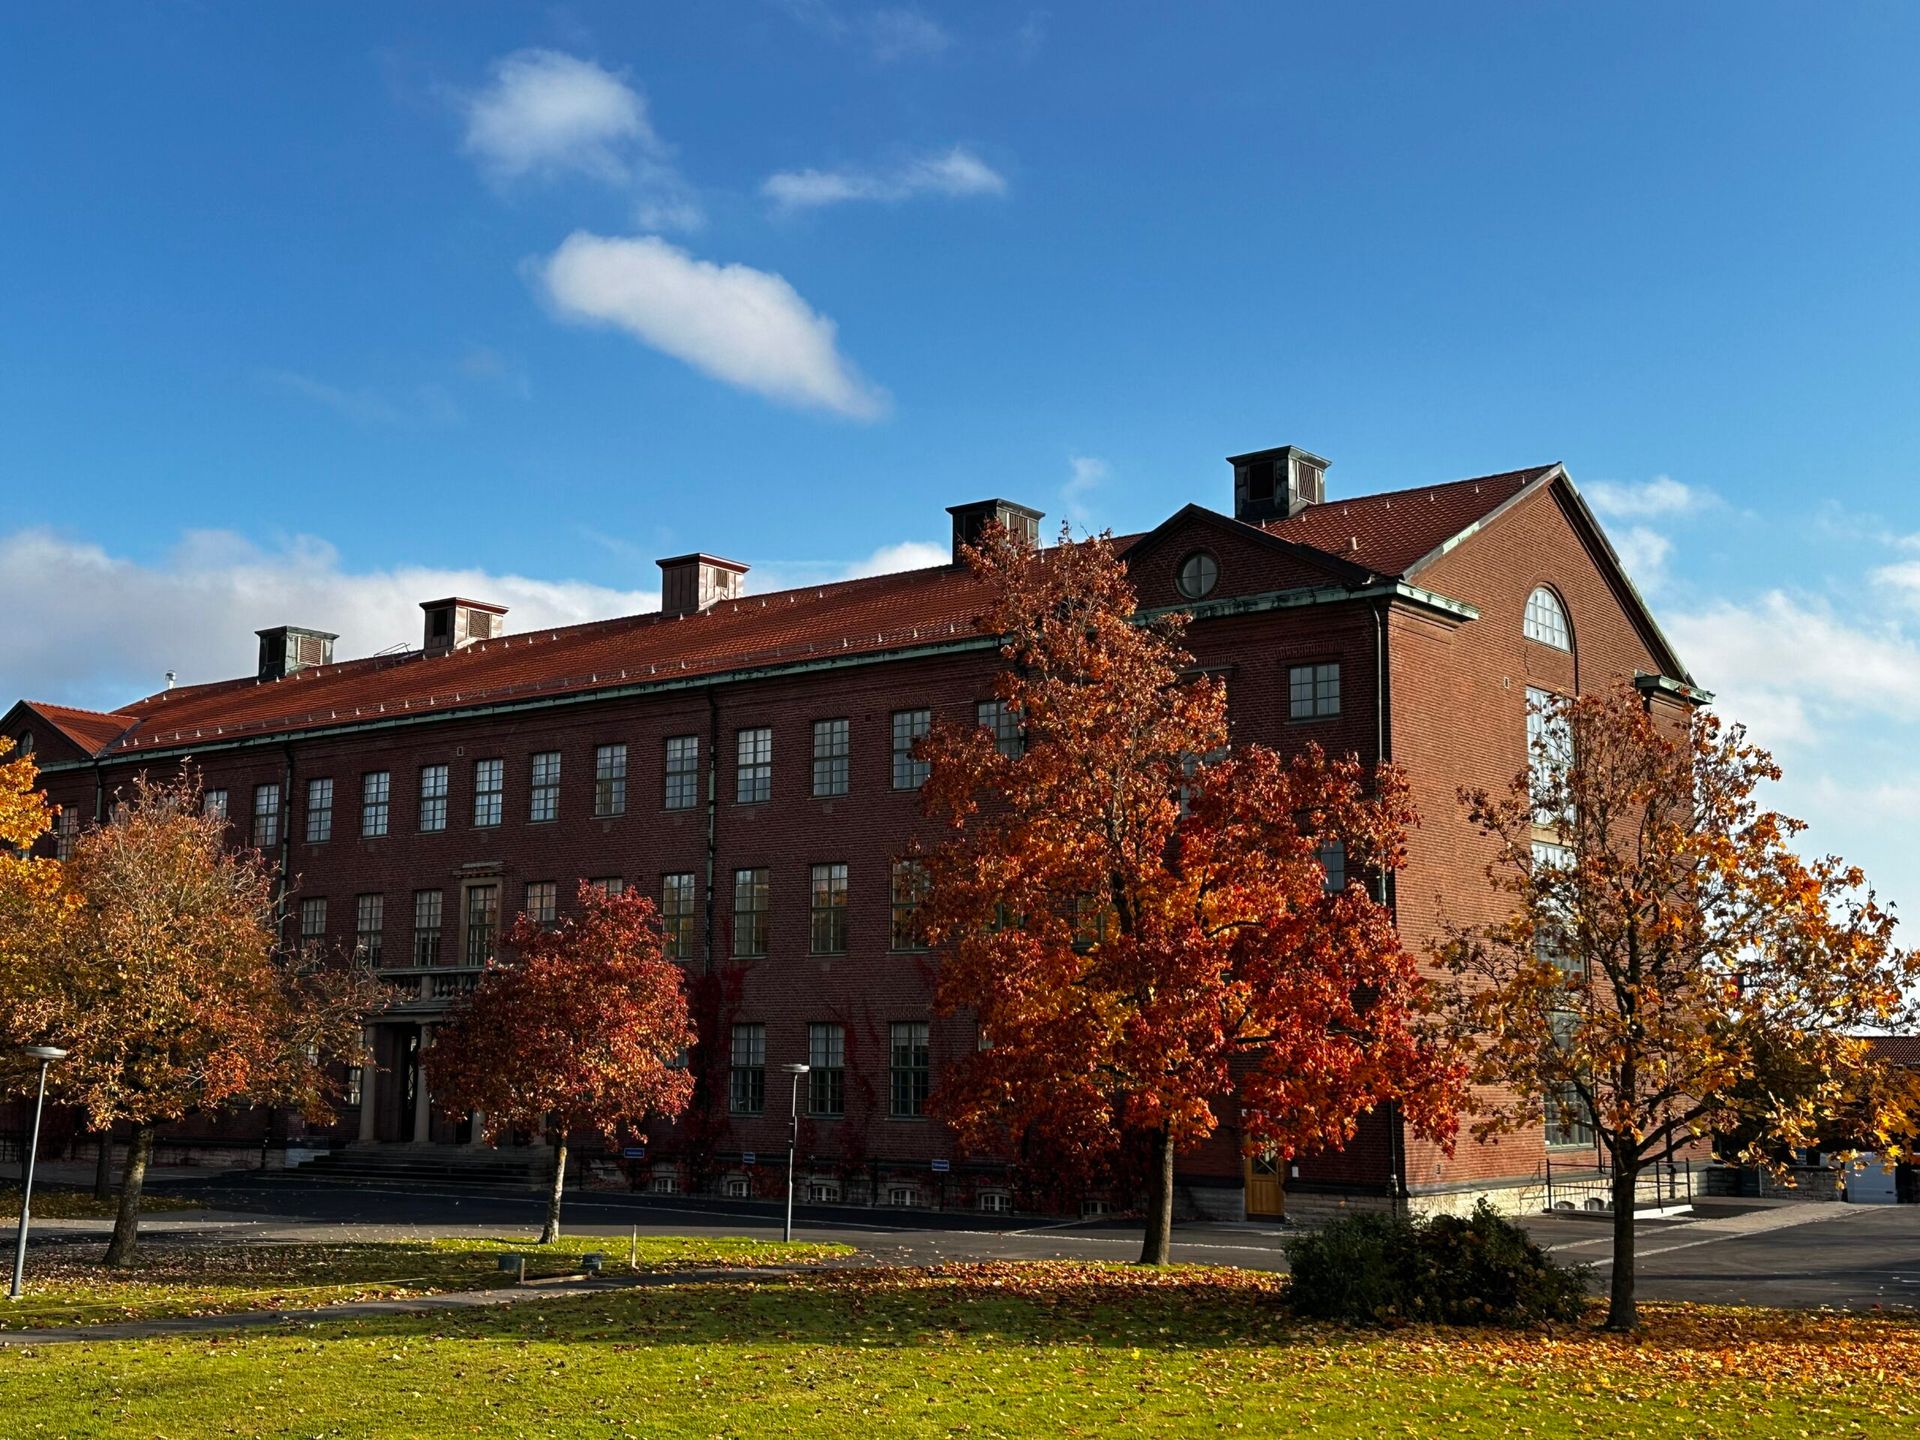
[27,1172,1900,1314]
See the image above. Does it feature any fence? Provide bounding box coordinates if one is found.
[1543,1155,1696,1212]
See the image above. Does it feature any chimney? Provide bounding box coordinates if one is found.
[657,554,749,616]
[945,499,1045,564]
[420,598,508,655]
[256,625,338,680]
[1228,446,1328,523]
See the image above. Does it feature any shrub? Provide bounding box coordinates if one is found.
[1284,1200,1587,1326]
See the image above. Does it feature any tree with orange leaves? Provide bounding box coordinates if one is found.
[430,883,695,1243]
[3,769,379,1265]
[918,525,1462,1264]
[1437,685,1920,1330]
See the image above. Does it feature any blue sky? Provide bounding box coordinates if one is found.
[4,3,1919,923]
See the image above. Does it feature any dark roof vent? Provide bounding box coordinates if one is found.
[256,625,338,681]
[945,499,1044,564]
[421,598,508,656]
[657,554,749,616]
[1228,446,1328,523]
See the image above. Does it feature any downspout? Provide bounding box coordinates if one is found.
[704,687,719,979]
[277,742,297,934]
[1374,595,1408,1216]
[90,759,106,824]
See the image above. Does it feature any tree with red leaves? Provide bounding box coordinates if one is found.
[918,525,1462,1264]
[431,883,695,1242]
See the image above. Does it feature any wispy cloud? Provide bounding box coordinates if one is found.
[258,370,461,428]
[773,1,953,62]
[1583,474,1712,520]
[461,49,703,230]
[0,528,660,709]
[748,539,950,594]
[535,231,887,420]
[867,7,952,61]
[1061,454,1109,523]
[1014,10,1050,62]
[1611,524,1672,593]
[763,146,1006,213]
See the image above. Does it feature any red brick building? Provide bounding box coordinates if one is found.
[5,448,1705,1219]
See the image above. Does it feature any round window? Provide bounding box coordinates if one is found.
[1176,551,1218,600]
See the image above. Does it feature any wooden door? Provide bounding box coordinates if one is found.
[1244,1150,1285,1219]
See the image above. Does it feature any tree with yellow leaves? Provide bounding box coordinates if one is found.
[1437,685,1920,1330]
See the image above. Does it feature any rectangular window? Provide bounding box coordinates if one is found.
[465,883,499,966]
[1318,841,1347,894]
[299,896,327,946]
[54,808,79,860]
[661,872,696,959]
[891,709,931,790]
[589,876,625,896]
[203,789,228,822]
[811,718,850,797]
[732,867,771,957]
[252,783,281,849]
[736,727,773,804]
[412,889,443,967]
[419,764,448,833]
[664,736,700,810]
[809,862,849,954]
[1527,688,1573,825]
[361,772,390,838]
[304,778,333,844]
[354,893,384,968]
[1288,662,1341,720]
[524,881,557,927]
[808,1023,845,1116]
[472,758,504,828]
[890,860,929,951]
[529,751,561,823]
[890,1021,931,1119]
[594,743,627,817]
[977,699,1024,758]
[729,1023,766,1115]
[1072,895,1112,951]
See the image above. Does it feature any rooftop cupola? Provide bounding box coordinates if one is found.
[945,498,1044,563]
[657,554,749,616]
[420,597,508,655]
[256,625,338,680]
[1228,445,1328,523]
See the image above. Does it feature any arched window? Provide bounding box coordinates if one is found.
[1524,586,1572,651]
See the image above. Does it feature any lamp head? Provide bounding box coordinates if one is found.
[22,1046,67,1062]
[780,1063,811,1076]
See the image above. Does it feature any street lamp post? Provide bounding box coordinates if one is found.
[10,1045,69,1301]
[780,1063,810,1243]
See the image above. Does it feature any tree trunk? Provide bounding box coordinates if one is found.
[1604,1155,1638,1331]
[539,1135,568,1245]
[1137,1125,1175,1266]
[103,1123,153,1268]
[92,1128,114,1202]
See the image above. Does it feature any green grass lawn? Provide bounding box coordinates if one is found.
[0,1233,850,1331]
[0,1184,199,1220]
[0,1262,1915,1438]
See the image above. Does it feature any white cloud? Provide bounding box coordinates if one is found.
[867,8,952,61]
[464,50,651,184]
[1583,474,1711,520]
[1611,525,1672,593]
[763,146,1006,213]
[747,539,950,595]
[0,528,659,711]
[535,231,887,419]
[1667,591,1920,749]
[1061,454,1108,523]
[462,50,704,230]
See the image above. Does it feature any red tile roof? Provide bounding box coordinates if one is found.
[1263,466,1557,578]
[23,701,138,755]
[23,466,1561,760]
[1867,1035,1920,1068]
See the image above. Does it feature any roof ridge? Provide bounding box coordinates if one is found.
[1296,463,1558,514]
[28,699,131,721]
